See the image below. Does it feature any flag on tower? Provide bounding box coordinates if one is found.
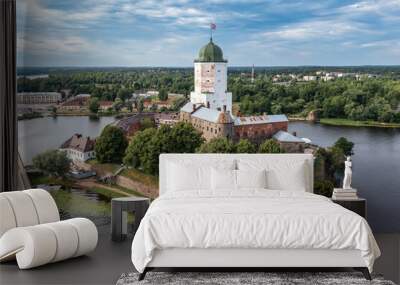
[210,23,216,30]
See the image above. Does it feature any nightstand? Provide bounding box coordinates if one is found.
[111,197,150,242]
[332,198,366,218]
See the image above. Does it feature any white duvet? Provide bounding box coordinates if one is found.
[131,190,380,273]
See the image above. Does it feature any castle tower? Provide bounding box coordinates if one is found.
[190,38,232,113]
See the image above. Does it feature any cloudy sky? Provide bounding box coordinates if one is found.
[17,0,400,67]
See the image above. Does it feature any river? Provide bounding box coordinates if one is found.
[18,117,400,233]
[289,122,400,233]
[18,116,115,164]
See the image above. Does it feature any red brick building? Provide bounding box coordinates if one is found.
[233,115,288,144]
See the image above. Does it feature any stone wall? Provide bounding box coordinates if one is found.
[180,111,233,141]
[234,121,288,144]
[279,141,305,153]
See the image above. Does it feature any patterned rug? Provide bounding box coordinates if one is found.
[116,271,396,285]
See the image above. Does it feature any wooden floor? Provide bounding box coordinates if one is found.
[0,227,398,285]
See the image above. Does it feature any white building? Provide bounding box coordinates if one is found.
[17,92,62,104]
[60,134,96,162]
[189,38,232,113]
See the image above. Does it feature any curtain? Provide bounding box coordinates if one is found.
[0,0,17,192]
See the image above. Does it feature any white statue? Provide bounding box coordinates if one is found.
[343,156,353,189]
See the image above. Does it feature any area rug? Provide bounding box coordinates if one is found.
[116,272,396,285]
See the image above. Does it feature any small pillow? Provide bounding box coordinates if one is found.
[167,159,236,192]
[167,162,209,191]
[236,169,267,189]
[211,168,236,191]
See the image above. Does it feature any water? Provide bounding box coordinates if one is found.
[17,117,400,232]
[289,122,400,233]
[49,188,113,226]
[18,116,115,164]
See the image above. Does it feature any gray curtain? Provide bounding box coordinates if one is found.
[0,0,17,192]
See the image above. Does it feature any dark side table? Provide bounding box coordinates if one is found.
[111,197,150,241]
[332,198,367,218]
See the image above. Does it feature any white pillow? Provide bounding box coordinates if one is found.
[266,161,307,191]
[167,159,236,192]
[238,159,308,191]
[167,162,208,191]
[211,168,236,191]
[236,169,267,189]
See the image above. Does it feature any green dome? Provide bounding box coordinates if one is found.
[196,39,226,62]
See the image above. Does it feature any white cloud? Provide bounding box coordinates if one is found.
[261,19,370,41]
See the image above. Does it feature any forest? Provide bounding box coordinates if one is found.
[17,66,400,123]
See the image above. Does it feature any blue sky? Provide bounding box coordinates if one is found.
[17,0,400,67]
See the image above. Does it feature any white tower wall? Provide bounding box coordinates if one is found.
[190,62,232,112]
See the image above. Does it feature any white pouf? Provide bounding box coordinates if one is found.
[0,189,98,269]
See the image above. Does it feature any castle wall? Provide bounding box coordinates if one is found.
[278,141,305,153]
[180,111,233,141]
[233,121,288,144]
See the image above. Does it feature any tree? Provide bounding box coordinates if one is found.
[89,97,100,113]
[197,137,235,153]
[168,122,204,153]
[171,97,187,111]
[33,150,70,177]
[235,139,256,153]
[314,180,334,197]
[124,128,157,168]
[136,98,144,113]
[259,139,283,153]
[140,117,156,130]
[158,88,168,101]
[333,137,354,156]
[117,88,131,101]
[95,126,128,163]
[123,123,202,174]
[113,98,123,111]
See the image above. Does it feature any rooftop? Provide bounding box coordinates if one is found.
[99,101,113,107]
[234,114,288,126]
[273,130,304,143]
[181,102,200,113]
[17,92,61,96]
[60,134,96,152]
[191,107,222,123]
[195,38,227,63]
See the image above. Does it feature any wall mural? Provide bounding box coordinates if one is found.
[15,0,400,234]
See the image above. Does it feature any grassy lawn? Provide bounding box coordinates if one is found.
[112,184,147,197]
[87,160,122,174]
[89,160,158,188]
[121,168,158,188]
[30,175,74,188]
[86,186,128,199]
[320,118,400,128]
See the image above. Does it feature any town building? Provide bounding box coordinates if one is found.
[58,96,90,111]
[154,113,179,126]
[112,114,155,138]
[273,130,305,153]
[60,134,96,162]
[17,92,62,104]
[180,37,289,144]
[99,101,113,111]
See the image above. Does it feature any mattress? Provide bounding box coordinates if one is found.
[131,190,380,273]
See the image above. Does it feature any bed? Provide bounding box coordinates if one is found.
[131,154,380,280]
